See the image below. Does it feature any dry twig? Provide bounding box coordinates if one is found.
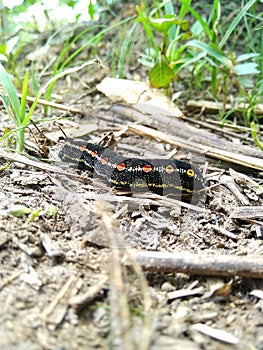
[18,93,85,115]
[127,124,263,171]
[42,275,83,328]
[186,99,263,116]
[125,251,263,279]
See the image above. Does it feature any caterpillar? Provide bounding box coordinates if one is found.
[59,139,205,203]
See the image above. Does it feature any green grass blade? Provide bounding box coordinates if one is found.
[19,70,29,123]
[136,5,159,55]
[211,0,220,44]
[0,63,25,152]
[259,25,263,78]
[23,59,99,126]
[251,121,263,150]
[219,0,258,49]
[185,39,231,68]
[61,20,132,70]
[210,0,220,96]
[173,51,207,73]
[178,0,192,20]
[0,63,21,124]
[184,4,213,41]
[118,23,138,78]
[23,92,41,126]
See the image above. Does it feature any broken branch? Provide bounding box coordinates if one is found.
[125,251,263,279]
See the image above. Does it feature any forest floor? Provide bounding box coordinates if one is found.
[0,4,263,350]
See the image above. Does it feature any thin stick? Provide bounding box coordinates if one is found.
[125,251,263,279]
[186,99,263,116]
[0,147,90,181]
[127,124,263,171]
[17,93,85,115]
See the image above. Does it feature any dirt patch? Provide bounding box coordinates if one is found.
[0,6,263,349]
[0,97,262,349]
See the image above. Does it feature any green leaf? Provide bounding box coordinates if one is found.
[149,55,175,88]
[28,208,42,222]
[9,204,32,217]
[180,32,192,41]
[88,0,95,20]
[0,43,7,54]
[172,51,207,74]
[148,15,178,33]
[234,63,259,75]
[45,205,58,217]
[236,53,260,62]
[184,40,231,68]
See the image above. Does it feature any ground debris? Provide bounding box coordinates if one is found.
[191,323,239,345]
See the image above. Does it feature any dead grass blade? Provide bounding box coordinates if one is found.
[96,200,153,350]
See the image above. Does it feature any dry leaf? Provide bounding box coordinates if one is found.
[97,77,184,117]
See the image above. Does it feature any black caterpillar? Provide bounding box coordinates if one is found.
[59,139,205,203]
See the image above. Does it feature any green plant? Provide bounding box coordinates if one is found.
[0,64,30,152]
[250,121,263,151]
[0,60,98,152]
[0,41,26,89]
[43,17,132,113]
[118,22,138,78]
[9,203,57,221]
[136,0,261,103]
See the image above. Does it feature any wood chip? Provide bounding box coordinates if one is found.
[42,275,82,328]
[97,77,184,117]
[230,206,263,219]
[41,233,65,264]
[208,224,238,240]
[167,287,204,301]
[229,168,263,195]
[191,323,239,344]
[250,290,263,299]
[69,275,108,311]
[20,266,42,289]
[220,175,249,205]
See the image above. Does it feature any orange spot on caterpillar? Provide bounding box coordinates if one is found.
[91,150,98,157]
[101,157,109,165]
[142,164,152,173]
[116,163,126,171]
[165,165,174,173]
[79,145,86,152]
